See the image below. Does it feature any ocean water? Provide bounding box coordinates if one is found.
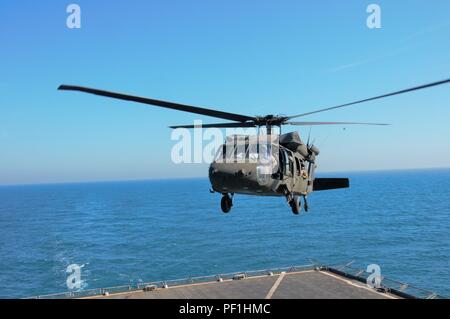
[0,169,449,298]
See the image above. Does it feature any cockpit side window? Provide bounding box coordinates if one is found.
[295,158,301,176]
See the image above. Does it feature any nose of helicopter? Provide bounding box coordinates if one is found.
[209,162,260,194]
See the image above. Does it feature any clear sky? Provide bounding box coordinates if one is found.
[1,0,450,185]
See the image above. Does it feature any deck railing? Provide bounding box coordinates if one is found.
[24,262,446,299]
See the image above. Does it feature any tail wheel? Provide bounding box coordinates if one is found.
[304,197,309,212]
[221,194,233,213]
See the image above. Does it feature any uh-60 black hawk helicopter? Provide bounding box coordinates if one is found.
[59,78,450,215]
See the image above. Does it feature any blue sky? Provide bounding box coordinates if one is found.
[1,0,450,185]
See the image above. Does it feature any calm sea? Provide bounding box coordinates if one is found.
[0,169,449,298]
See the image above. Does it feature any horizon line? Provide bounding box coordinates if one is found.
[1,166,449,187]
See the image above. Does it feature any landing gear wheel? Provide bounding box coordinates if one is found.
[289,196,301,215]
[221,194,233,213]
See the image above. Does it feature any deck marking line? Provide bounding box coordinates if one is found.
[265,272,286,299]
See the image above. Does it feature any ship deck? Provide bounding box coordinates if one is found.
[88,269,398,299]
[27,264,443,299]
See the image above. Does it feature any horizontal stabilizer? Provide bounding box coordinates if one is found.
[313,178,349,191]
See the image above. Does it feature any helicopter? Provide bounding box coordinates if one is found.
[58,78,450,215]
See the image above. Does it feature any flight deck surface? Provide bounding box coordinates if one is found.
[90,269,397,299]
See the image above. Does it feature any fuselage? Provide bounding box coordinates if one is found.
[208,134,316,197]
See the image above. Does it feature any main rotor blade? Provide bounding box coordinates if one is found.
[58,85,255,123]
[287,121,390,126]
[287,78,450,119]
[170,122,256,129]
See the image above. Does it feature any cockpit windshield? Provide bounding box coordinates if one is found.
[214,143,261,161]
[214,142,278,164]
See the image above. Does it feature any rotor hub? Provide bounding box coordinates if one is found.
[254,115,287,127]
